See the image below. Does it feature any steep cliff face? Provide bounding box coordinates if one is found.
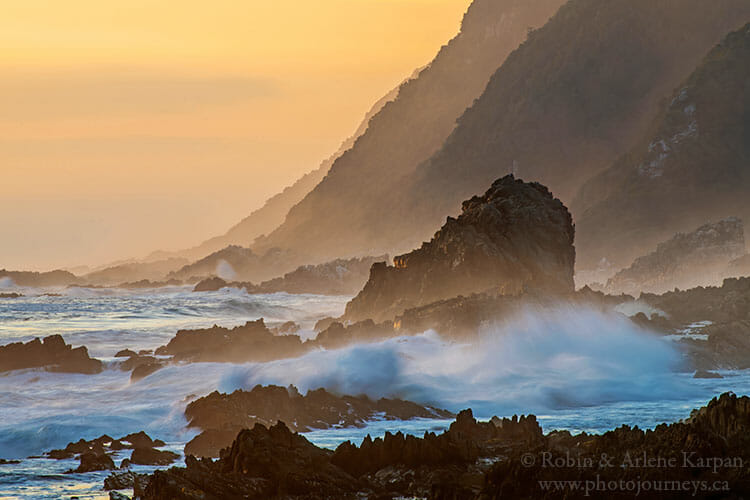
[344,175,575,322]
[254,0,750,265]
[604,218,746,295]
[574,23,750,269]
[253,0,566,260]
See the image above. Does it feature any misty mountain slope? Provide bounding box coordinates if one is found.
[151,83,403,265]
[398,0,750,255]
[167,245,294,283]
[573,22,750,270]
[253,0,566,260]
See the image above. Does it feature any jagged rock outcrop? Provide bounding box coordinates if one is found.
[184,384,453,458]
[605,218,746,295]
[145,394,750,500]
[345,175,575,322]
[635,277,750,369]
[154,319,305,363]
[0,335,102,374]
[574,22,750,270]
[193,255,387,295]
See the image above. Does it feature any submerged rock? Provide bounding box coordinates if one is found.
[0,335,102,374]
[345,175,575,322]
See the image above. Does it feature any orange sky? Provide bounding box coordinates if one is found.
[1,0,472,271]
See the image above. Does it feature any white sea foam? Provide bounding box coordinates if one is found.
[219,306,697,417]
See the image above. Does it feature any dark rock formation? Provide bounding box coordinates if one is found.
[575,22,750,270]
[130,447,179,466]
[114,349,137,358]
[605,218,746,295]
[121,431,166,449]
[345,175,575,322]
[118,353,166,382]
[311,319,397,349]
[0,293,23,299]
[192,276,227,292]
[68,451,115,473]
[146,422,357,500]
[0,335,102,374]
[104,470,150,492]
[155,319,305,363]
[636,277,750,369]
[184,384,453,458]
[145,393,750,499]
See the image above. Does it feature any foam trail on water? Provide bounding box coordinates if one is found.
[220,306,697,418]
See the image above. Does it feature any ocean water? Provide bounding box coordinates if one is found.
[0,285,748,499]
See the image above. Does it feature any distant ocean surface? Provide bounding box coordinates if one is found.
[0,286,748,499]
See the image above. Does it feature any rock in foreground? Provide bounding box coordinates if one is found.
[144,393,750,499]
[345,175,575,322]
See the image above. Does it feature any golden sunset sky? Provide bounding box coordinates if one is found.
[1,0,471,270]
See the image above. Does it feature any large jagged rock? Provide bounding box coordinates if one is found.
[0,335,102,374]
[605,218,747,295]
[184,384,453,458]
[154,319,306,363]
[145,423,357,500]
[345,175,575,322]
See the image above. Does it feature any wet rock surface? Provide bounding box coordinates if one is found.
[0,334,102,374]
[184,384,453,458]
[155,319,306,363]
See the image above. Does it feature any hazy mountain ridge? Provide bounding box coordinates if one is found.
[252,0,566,261]
[574,22,750,269]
